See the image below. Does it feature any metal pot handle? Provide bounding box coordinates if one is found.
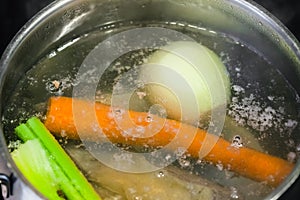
[0,173,13,200]
[0,143,14,199]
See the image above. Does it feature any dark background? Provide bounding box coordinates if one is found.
[0,0,299,199]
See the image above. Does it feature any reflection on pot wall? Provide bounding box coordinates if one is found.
[0,0,299,200]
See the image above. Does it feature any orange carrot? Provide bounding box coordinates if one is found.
[44,96,294,187]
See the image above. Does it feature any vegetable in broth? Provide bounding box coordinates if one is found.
[2,21,299,199]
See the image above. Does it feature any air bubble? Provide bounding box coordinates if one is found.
[231,85,245,94]
[156,171,165,178]
[196,159,203,164]
[231,135,243,148]
[60,130,67,137]
[284,119,298,128]
[134,196,142,200]
[46,80,62,93]
[287,152,296,163]
[178,157,190,168]
[230,187,240,199]
[114,108,123,116]
[136,126,145,133]
[216,163,224,171]
[136,91,146,99]
[165,154,172,161]
[267,96,274,101]
[296,144,300,152]
[146,115,153,122]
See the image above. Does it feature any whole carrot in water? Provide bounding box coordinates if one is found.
[44,96,294,187]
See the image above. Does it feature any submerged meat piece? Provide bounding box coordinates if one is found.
[66,145,232,200]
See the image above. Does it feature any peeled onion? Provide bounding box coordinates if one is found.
[139,41,231,123]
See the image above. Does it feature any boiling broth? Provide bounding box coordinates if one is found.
[2,21,300,199]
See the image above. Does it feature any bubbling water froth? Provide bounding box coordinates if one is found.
[228,85,298,136]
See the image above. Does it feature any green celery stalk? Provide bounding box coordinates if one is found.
[15,124,36,141]
[11,139,62,200]
[26,117,100,200]
[14,117,101,200]
[14,121,86,200]
[50,159,85,200]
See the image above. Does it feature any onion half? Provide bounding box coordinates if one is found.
[139,41,231,124]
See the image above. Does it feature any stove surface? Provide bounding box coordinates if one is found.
[0,0,299,199]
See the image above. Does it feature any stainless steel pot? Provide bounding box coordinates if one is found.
[0,0,299,199]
